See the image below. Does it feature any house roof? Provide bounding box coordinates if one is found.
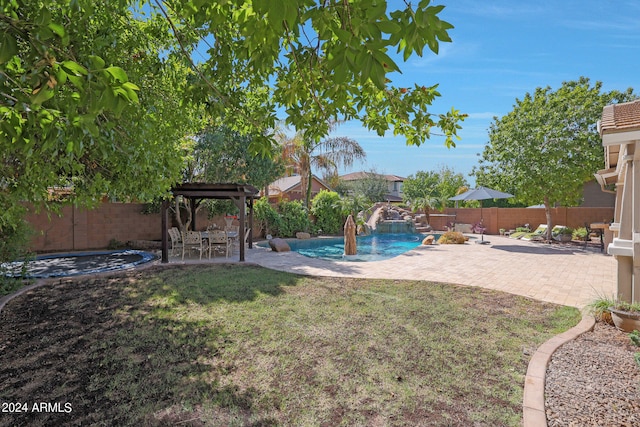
[599,100,640,135]
[340,171,406,182]
[598,100,640,171]
[263,175,332,196]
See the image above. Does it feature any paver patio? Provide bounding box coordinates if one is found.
[190,234,616,309]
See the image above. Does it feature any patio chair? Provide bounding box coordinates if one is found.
[182,230,204,260]
[230,227,251,254]
[168,227,183,257]
[471,222,486,234]
[207,229,230,258]
[521,224,548,241]
[508,224,531,239]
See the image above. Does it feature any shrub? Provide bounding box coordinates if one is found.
[437,231,466,244]
[572,227,588,241]
[254,197,282,237]
[311,190,344,235]
[0,209,35,294]
[276,200,311,237]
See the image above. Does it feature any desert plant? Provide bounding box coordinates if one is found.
[587,295,617,324]
[588,295,640,326]
[558,227,574,235]
[572,227,588,241]
[437,231,466,244]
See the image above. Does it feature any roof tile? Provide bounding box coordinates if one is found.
[600,100,640,134]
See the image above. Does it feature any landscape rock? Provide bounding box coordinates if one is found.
[422,235,435,245]
[269,238,291,252]
[295,232,311,239]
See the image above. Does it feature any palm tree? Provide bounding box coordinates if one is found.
[279,129,366,209]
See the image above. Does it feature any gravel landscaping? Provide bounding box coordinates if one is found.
[545,321,640,426]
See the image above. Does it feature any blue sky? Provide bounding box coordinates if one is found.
[328,0,640,184]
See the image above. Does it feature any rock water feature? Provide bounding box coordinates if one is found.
[365,204,417,234]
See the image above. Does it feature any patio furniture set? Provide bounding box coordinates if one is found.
[167,226,250,260]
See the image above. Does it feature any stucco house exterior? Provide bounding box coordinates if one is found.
[340,171,406,202]
[262,175,332,204]
[597,99,640,303]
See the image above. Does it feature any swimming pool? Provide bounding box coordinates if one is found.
[274,233,435,262]
[2,250,158,278]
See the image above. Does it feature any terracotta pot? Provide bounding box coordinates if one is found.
[609,307,640,332]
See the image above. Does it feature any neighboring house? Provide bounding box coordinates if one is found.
[262,175,333,203]
[340,171,406,202]
[581,180,616,207]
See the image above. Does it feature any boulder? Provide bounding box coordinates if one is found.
[422,235,435,245]
[296,232,311,239]
[269,238,291,252]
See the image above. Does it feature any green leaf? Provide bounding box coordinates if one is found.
[31,87,54,105]
[88,55,106,70]
[104,66,128,83]
[61,60,88,76]
[0,33,18,64]
[47,22,65,38]
[376,20,401,34]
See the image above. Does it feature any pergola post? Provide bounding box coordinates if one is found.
[161,199,169,263]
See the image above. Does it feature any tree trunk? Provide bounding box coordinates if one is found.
[544,196,552,242]
[305,168,313,210]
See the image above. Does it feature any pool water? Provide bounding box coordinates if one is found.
[284,233,435,262]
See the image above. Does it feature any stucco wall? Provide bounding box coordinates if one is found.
[24,202,615,252]
[427,207,614,235]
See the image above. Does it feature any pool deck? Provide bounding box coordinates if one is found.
[173,234,616,309]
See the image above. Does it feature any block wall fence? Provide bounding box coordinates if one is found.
[426,206,615,235]
[24,202,615,253]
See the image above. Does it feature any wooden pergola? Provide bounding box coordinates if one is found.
[161,183,259,263]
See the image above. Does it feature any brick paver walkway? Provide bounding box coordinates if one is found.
[213,235,616,309]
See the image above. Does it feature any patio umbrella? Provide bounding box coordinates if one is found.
[343,214,357,255]
[449,186,514,243]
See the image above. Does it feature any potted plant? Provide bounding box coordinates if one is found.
[608,300,640,333]
[590,296,640,332]
[555,227,573,242]
[499,228,505,236]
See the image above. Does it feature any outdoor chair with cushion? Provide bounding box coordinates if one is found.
[521,224,548,241]
[471,222,486,234]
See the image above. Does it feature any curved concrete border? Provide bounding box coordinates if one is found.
[522,313,595,427]
[0,257,162,315]
[0,279,47,314]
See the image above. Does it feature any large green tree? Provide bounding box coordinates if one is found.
[187,126,284,190]
[473,77,636,239]
[0,1,202,210]
[1,0,465,226]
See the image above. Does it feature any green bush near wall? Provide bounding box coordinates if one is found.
[311,190,344,235]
